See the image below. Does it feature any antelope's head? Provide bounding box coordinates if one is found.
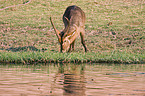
[50,17,76,52]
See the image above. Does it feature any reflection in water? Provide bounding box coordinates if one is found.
[63,64,85,96]
[52,64,86,96]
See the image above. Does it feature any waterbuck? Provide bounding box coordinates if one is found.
[50,5,87,52]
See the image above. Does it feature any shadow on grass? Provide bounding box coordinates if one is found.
[3,46,47,52]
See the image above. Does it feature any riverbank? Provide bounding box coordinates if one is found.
[0,50,144,64]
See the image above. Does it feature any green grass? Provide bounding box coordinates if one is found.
[0,50,144,64]
[0,0,145,64]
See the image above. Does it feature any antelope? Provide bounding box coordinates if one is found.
[50,5,87,52]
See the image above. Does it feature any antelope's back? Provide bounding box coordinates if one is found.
[63,5,85,27]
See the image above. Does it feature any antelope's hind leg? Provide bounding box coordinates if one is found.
[80,30,88,52]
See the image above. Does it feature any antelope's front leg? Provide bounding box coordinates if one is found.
[68,44,72,52]
[71,40,75,51]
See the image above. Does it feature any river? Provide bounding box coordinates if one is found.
[0,63,145,96]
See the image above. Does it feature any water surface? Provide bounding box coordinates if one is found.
[0,63,145,96]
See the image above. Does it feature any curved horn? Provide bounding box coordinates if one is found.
[63,16,70,37]
[50,17,61,43]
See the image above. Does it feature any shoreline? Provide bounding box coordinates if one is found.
[0,51,144,64]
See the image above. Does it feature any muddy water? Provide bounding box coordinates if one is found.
[0,64,145,96]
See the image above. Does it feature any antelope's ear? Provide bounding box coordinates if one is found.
[64,16,69,24]
[50,17,61,42]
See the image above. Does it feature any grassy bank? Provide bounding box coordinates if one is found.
[0,0,145,64]
[0,50,145,64]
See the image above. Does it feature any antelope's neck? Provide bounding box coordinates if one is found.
[67,29,80,44]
